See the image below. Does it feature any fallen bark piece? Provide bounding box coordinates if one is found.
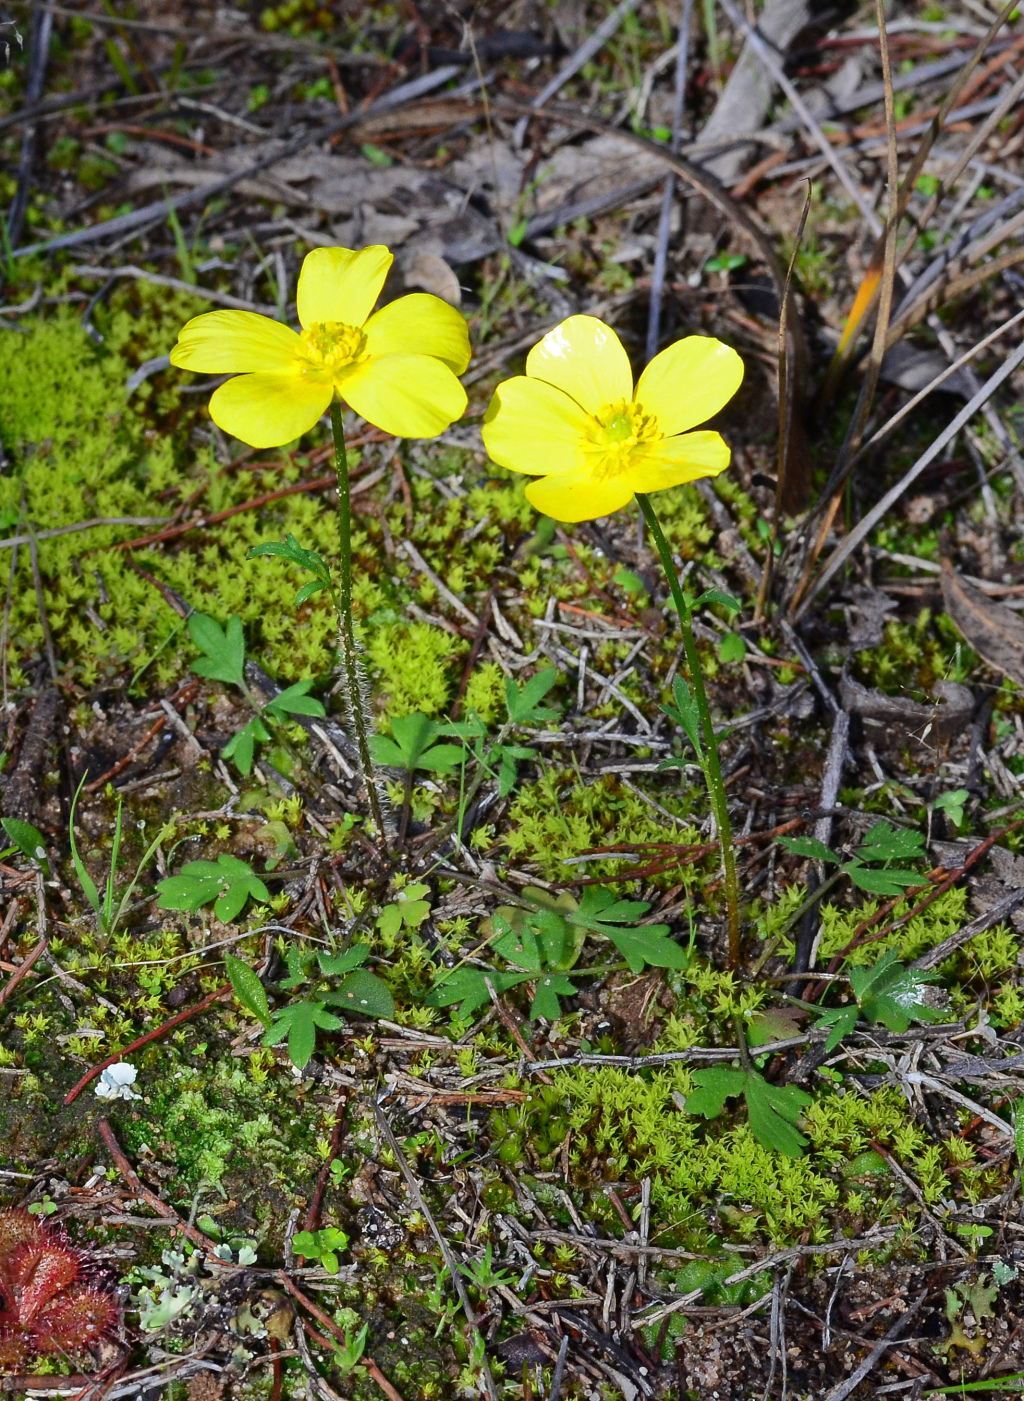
[838,669,973,741]
[941,555,1024,686]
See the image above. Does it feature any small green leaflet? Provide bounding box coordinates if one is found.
[814,1004,860,1054]
[322,969,395,1019]
[503,668,560,725]
[222,716,270,776]
[424,967,533,1018]
[685,1066,812,1158]
[849,948,943,1033]
[717,632,746,664]
[264,1000,345,1069]
[815,948,944,1050]
[1,817,49,878]
[529,973,577,1021]
[157,854,270,923]
[188,613,245,688]
[841,862,923,895]
[426,883,687,1021]
[778,835,838,862]
[248,534,335,607]
[569,887,687,973]
[493,742,537,798]
[694,587,742,615]
[705,253,748,273]
[663,675,703,760]
[224,953,271,1027]
[934,788,969,827]
[292,1227,349,1274]
[265,679,326,722]
[369,712,465,776]
[317,944,370,978]
[377,882,431,940]
[259,942,395,1066]
[855,820,927,864]
[613,567,648,597]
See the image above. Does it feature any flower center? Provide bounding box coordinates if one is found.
[298,320,366,372]
[590,400,660,473]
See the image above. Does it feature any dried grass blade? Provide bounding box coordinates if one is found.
[786,0,901,615]
[818,0,1020,401]
[795,336,1024,617]
[755,181,812,621]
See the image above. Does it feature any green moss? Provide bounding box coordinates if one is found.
[812,887,970,967]
[0,304,345,689]
[504,770,698,881]
[462,661,504,724]
[368,621,466,716]
[854,608,976,698]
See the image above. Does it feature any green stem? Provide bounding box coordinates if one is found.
[330,400,388,850]
[636,492,740,968]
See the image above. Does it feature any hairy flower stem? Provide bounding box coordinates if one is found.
[636,492,740,968]
[330,401,387,849]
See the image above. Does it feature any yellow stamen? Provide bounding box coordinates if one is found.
[298,320,366,372]
[592,401,660,474]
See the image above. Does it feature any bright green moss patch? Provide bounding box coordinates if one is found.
[368,621,466,717]
[504,770,698,882]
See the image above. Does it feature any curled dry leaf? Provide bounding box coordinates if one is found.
[839,667,973,742]
[941,556,1024,687]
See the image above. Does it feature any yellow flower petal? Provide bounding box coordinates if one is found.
[525,470,636,523]
[629,431,731,489]
[296,246,392,329]
[170,310,300,374]
[363,293,471,373]
[338,353,466,437]
[634,336,744,437]
[481,376,593,477]
[525,315,633,415]
[209,373,333,449]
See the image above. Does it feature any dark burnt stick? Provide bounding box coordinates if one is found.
[5,687,62,821]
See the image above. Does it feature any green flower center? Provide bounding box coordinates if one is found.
[299,320,366,372]
[592,400,659,472]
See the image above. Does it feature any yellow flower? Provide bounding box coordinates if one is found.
[169,245,470,448]
[481,315,743,522]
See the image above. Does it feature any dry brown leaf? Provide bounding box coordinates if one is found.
[838,668,972,741]
[940,556,1024,686]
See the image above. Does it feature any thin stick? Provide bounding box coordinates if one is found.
[797,336,1024,617]
[849,305,1024,472]
[0,934,48,1010]
[822,1291,928,1401]
[645,0,695,364]
[105,469,375,554]
[819,0,1019,398]
[713,0,881,232]
[0,539,17,719]
[84,715,166,793]
[302,1092,348,1234]
[0,517,169,553]
[96,1118,223,1254]
[372,1104,501,1401]
[755,181,811,620]
[512,0,639,147]
[789,0,901,612]
[63,982,233,1104]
